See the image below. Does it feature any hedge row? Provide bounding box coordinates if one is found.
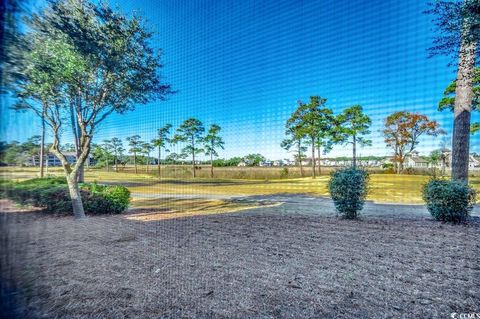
[1,177,130,215]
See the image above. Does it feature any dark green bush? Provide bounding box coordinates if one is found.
[82,183,130,214]
[328,168,369,219]
[2,178,130,215]
[280,168,289,179]
[422,179,476,223]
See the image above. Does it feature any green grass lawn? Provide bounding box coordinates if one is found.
[3,166,479,204]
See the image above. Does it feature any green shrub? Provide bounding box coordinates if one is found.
[2,178,130,215]
[280,168,289,179]
[328,168,369,219]
[422,179,476,223]
[82,183,130,214]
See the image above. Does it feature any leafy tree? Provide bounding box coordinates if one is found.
[212,157,243,167]
[174,118,204,178]
[127,135,143,174]
[287,96,333,178]
[281,127,307,177]
[334,105,372,168]
[383,111,444,173]
[92,142,112,171]
[151,124,172,177]
[427,0,479,181]
[141,142,154,173]
[243,153,266,166]
[8,0,171,218]
[22,135,41,166]
[203,124,224,178]
[2,141,22,165]
[101,140,114,171]
[108,138,124,172]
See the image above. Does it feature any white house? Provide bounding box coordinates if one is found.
[404,153,429,168]
[237,161,248,167]
[259,161,273,167]
[25,152,94,167]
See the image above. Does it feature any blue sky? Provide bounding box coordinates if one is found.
[2,0,479,160]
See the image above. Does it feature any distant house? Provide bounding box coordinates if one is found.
[259,161,273,167]
[468,155,480,168]
[405,152,429,168]
[272,160,284,167]
[25,152,94,167]
[237,161,248,167]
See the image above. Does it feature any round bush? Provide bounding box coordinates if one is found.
[422,179,476,223]
[98,185,130,214]
[328,168,369,219]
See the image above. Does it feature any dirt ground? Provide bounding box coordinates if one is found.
[1,199,480,319]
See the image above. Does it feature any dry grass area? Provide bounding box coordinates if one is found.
[1,200,479,319]
[128,197,281,221]
[2,167,480,204]
[9,167,461,204]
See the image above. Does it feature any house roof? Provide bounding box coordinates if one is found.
[409,156,428,163]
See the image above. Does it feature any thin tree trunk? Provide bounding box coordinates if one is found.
[317,143,321,175]
[192,139,196,178]
[298,141,304,177]
[134,153,137,174]
[398,155,404,174]
[210,153,214,178]
[452,39,476,181]
[115,154,118,172]
[158,147,161,178]
[146,153,149,173]
[192,152,196,178]
[39,110,45,178]
[311,137,316,179]
[352,135,357,168]
[106,158,109,172]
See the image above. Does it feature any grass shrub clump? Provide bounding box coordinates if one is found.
[1,178,130,215]
[328,168,369,219]
[422,179,476,223]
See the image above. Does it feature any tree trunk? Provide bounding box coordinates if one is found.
[452,39,476,182]
[39,111,45,178]
[158,147,161,178]
[352,135,357,168]
[192,139,196,178]
[398,157,404,174]
[210,153,214,178]
[66,173,86,219]
[192,152,196,178]
[115,155,118,172]
[297,141,304,177]
[134,153,137,174]
[106,158,109,172]
[317,144,321,175]
[311,138,316,179]
[77,162,85,182]
[146,154,149,173]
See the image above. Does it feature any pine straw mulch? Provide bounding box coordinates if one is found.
[1,199,480,319]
